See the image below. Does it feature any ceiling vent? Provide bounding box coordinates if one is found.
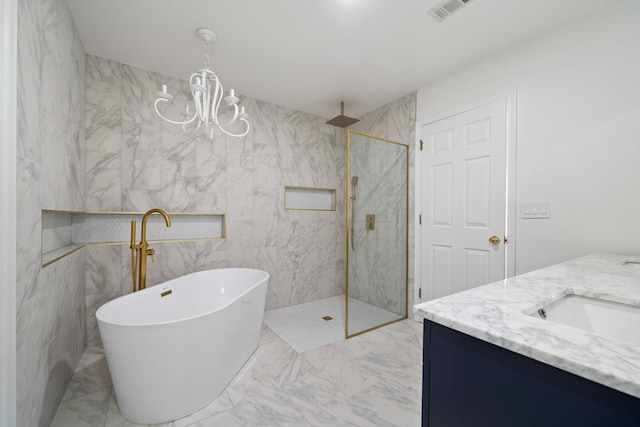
[428,0,474,23]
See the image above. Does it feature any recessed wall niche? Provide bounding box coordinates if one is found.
[284,186,336,211]
[42,210,226,267]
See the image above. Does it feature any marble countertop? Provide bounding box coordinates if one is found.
[413,253,640,399]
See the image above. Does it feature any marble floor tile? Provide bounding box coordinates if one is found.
[52,319,423,426]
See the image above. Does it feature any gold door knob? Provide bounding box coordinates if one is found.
[489,236,501,245]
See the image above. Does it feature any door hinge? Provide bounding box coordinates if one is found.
[419,288,422,299]
[419,139,423,151]
[419,214,422,225]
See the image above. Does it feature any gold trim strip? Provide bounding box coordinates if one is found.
[42,244,86,268]
[347,129,410,147]
[346,316,407,339]
[41,237,227,268]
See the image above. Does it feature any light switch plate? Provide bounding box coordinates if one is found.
[520,201,551,219]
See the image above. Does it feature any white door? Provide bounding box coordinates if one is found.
[419,98,510,300]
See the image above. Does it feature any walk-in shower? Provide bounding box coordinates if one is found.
[263,130,409,350]
[346,130,409,337]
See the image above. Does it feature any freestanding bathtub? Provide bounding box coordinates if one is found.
[96,268,269,424]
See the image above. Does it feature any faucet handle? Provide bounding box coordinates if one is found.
[148,248,155,263]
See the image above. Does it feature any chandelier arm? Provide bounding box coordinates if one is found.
[154,99,198,125]
[202,70,210,123]
[217,103,240,128]
[210,76,222,126]
[202,79,211,134]
[182,117,203,135]
[194,89,203,122]
[217,118,250,138]
[194,119,203,133]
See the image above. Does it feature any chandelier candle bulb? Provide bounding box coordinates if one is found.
[157,84,172,100]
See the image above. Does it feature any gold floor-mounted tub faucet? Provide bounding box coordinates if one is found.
[130,208,172,292]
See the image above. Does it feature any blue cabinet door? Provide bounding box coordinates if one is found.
[422,320,640,426]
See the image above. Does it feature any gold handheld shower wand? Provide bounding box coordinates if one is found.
[350,176,358,251]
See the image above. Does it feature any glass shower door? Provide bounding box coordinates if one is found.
[346,130,408,338]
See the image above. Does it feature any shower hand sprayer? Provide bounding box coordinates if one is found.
[350,176,358,250]
[351,176,358,200]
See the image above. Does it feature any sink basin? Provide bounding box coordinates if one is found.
[532,294,640,346]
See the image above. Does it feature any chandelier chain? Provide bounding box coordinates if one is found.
[204,40,210,69]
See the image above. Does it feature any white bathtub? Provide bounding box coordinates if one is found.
[96,268,269,424]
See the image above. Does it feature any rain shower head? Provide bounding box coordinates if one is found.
[325,102,359,128]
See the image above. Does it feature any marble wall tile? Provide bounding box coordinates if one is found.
[195,192,226,213]
[194,240,227,271]
[161,160,196,211]
[253,195,279,248]
[16,292,47,427]
[252,99,280,147]
[16,156,42,307]
[16,0,42,163]
[85,246,122,298]
[254,247,279,302]
[226,221,256,267]
[16,0,87,424]
[226,166,253,221]
[195,138,227,194]
[121,121,162,191]
[83,246,120,338]
[227,132,254,170]
[122,189,163,212]
[120,64,164,126]
[159,242,197,283]
[85,94,122,154]
[161,119,196,164]
[40,0,85,212]
[86,151,122,212]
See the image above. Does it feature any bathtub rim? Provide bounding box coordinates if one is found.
[96,267,269,327]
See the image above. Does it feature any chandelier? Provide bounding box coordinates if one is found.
[154,28,250,138]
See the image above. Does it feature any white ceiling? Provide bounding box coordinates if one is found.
[65,0,619,120]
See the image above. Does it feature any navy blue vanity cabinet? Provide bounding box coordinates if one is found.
[422,320,640,427]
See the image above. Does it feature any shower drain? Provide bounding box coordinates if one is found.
[322,316,333,321]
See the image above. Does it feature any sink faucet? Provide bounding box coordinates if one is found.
[130,208,172,292]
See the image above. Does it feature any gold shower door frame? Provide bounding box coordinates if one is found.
[345,130,409,339]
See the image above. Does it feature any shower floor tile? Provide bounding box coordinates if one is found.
[263,295,402,353]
